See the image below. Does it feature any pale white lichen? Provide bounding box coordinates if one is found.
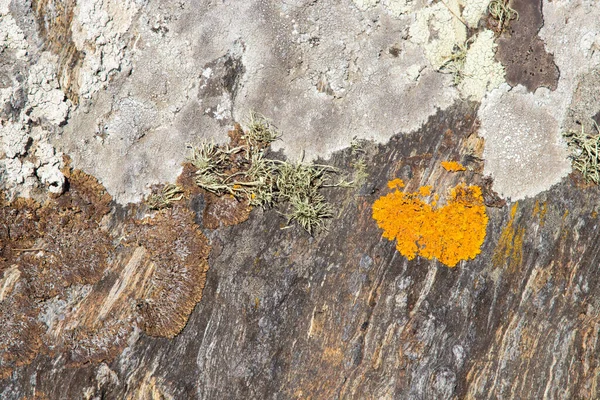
[27,52,71,125]
[382,0,419,17]
[458,30,505,101]
[409,0,467,70]
[1,122,30,158]
[71,0,145,99]
[0,44,68,198]
[459,0,491,28]
[0,0,10,15]
[478,86,571,200]
[352,0,379,11]
[33,139,65,194]
[405,64,424,81]
[0,13,28,59]
[0,158,37,198]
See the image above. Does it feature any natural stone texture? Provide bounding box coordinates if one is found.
[479,0,600,200]
[3,101,600,400]
[478,85,570,200]
[495,0,559,92]
[55,0,459,203]
[3,1,600,398]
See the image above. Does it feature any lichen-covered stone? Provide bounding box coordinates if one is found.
[458,30,505,100]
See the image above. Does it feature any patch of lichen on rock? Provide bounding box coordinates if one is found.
[177,124,251,229]
[492,202,524,272]
[0,165,212,375]
[441,160,467,172]
[372,179,488,267]
[59,166,113,221]
[0,282,44,380]
[0,168,115,372]
[125,205,211,338]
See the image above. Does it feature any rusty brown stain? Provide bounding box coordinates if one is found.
[126,205,210,338]
[0,166,211,375]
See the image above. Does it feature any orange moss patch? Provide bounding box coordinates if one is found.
[441,161,466,172]
[372,182,488,267]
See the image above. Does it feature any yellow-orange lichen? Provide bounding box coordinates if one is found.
[532,200,547,227]
[492,202,524,272]
[372,180,488,267]
[441,161,467,172]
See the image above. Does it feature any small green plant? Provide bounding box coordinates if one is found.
[353,158,369,185]
[439,40,471,86]
[187,113,353,234]
[146,184,184,210]
[350,136,366,156]
[244,112,281,147]
[285,193,333,234]
[564,122,600,184]
[349,136,369,185]
[488,0,519,34]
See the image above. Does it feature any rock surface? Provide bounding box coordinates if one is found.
[2,0,600,399]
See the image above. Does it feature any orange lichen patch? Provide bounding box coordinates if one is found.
[419,186,432,197]
[441,161,467,172]
[387,178,405,190]
[372,182,488,267]
[492,203,525,272]
[126,205,211,338]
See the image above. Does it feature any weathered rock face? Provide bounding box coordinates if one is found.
[2,101,600,399]
[3,0,600,399]
[495,0,559,92]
